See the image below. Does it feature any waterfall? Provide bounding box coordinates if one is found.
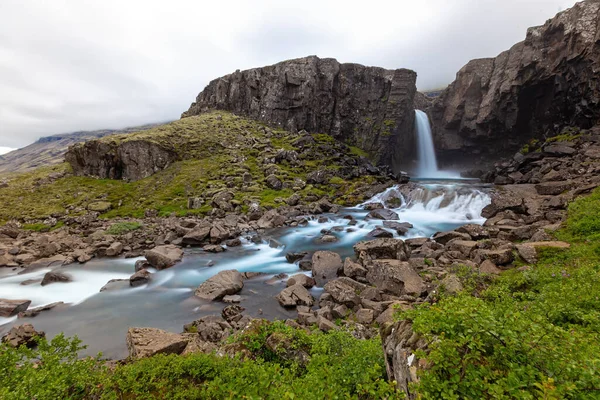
[414,110,439,178]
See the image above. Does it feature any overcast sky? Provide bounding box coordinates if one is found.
[0,0,578,150]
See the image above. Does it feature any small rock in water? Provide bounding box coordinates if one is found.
[319,235,338,243]
[367,228,394,238]
[223,295,242,304]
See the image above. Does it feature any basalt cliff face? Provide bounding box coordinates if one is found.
[182,56,417,171]
[430,0,600,169]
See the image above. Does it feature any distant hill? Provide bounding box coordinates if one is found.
[0,123,167,174]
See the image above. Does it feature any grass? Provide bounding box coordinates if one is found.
[0,321,403,399]
[402,187,600,399]
[0,111,387,224]
[106,222,143,235]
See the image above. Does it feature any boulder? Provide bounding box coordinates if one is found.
[367,209,400,220]
[184,315,233,342]
[433,231,471,245]
[100,279,129,292]
[276,284,315,308]
[257,209,286,229]
[354,238,409,263]
[182,225,212,245]
[323,279,361,308]
[343,257,367,278]
[383,221,413,235]
[366,260,424,296]
[2,323,45,348]
[481,193,526,219]
[286,252,308,263]
[356,308,375,324]
[144,245,184,270]
[476,248,514,266]
[367,228,394,238]
[18,302,65,318]
[0,299,31,317]
[543,144,576,156]
[105,241,123,257]
[516,241,570,264]
[194,270,244,301]
[535,181,574,196]
[440,274,463,294]
[126,327,189,359]
[265,174,283,190]
[130,269,151,287]
[286,274,316,288]
[41,270,72,286]
[479,260,502,275]
[311,251,343,286]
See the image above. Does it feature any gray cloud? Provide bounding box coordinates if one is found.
[0,0,578,148]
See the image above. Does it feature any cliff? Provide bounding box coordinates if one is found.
[182,56,417,171]
[430,0,600,168]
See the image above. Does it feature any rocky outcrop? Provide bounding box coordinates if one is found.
[66,139,178,181]
[182,56,417,170]
[0,299,31,317]
[126,327,190,359]
[430,1,600,169]
[2,323,45,348]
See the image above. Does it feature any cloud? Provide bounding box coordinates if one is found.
[0,147,15,155]
[0,0,578,148]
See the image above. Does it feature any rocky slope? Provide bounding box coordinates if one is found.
[0,124,163,175]
[430,0,600,169]
[182,56,418,171]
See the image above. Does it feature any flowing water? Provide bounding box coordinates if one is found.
[414,110,461,179]
[0,180,491,358]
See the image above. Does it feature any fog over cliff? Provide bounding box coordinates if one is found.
[0,0,577,148]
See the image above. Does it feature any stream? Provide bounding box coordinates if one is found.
[0,180,491,359]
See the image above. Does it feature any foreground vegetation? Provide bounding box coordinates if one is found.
[0,322,400,399]
[405,188,600,399]
[0,112,380,224]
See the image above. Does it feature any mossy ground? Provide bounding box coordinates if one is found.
[0,112,380,224]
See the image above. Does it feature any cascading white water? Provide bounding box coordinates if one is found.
[415,110,439,178]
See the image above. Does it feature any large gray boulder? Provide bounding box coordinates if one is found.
[195,270,244,301]
[0,299,31,317]
[145,245,184,270]
[275,284,314,308]
[366,260,424,297]
[311,251,343,286]
[126,327,189,359]
[354,238,409,264]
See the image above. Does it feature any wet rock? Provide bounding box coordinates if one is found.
[100,279,129,292]
[130,269,151,287]
[0,299,32,317]
[144,245,184,270]
[367,228,394,238]
[135,259,150,272]
[223,295,242,304]
[354,238,409,263]
[363,202,384,210]
[367,209,400,220]
[126,327,189,359]
[383,221,413,235]
[366,260,424,297]
[18,302,65,318]
[286,274,316,288]
[18,255,68,275]
[2,323,45,348]
[319,234,339,243]
[194,270,244,301]
[41,270,72,286]
[225,238,242,247]
[299,260,313,271]
[311,251,343,286]
[286,252,308,263]
[203,244,225,253]
[276,284,314,307]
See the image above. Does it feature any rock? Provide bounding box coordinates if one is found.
[257,209,286,229]
[194,270,244,301]
[367,209,400,220]
[367,228,394,238]
[265,174,283,190]
[265,331,311,364]
[212,191,235,211]
[317,316,336,332]
[265,272,288,285]
[286,274,316,288]
[343,257,367,278]
[144,245,184,270]
[182,56,417,169]
[479,260,502,275]
[476,248,514,266]
[544,144,576,156]
[456,224,489,240]
[363,202,384,210]
[298,260,312,271]
[0,299,32,317]
[203,244,225,253]
[354,238,409,263]
[433,231,471,245]
[2,324,45,348]
[440,274,463,294]
[105,241,123,257]
[319,234,339,243]
[223,295,242,304]
[276,284,314,307]
[182,225,212,245]
[535,181,574,196]
[481,193,526,219]
[135,259,150,272]
[126,327,189,359]
[516,241,570,263]
[184,316,233,342]
[311,251,343,286]
[225,238,242,247]
[383,221,413,235]
[366,260,424,297]
[41,270,72,286]
[447,240,478,257]
[222,304,245,322]
[356,308,374,324]
[18,255,68,275]
[130,269,151,287]
[100,279,129,292]
[18,302,65,318]
[286,252,308,263]
[323,279,361,308]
